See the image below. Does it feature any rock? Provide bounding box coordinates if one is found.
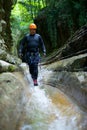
[75,72,87,92]
[6,54,22,65]
[45,53,87,72]
[0,60,19,73]
[0,49,7,60]
[0,49,22,65]
[0,38,6,50]
[43,66,87,110]
[0,0,17,52]
[0,72,24,130]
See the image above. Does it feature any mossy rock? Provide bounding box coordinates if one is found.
[0,60,18,73]
[8,65,17,72]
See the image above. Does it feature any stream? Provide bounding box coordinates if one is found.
[18,63,87,130]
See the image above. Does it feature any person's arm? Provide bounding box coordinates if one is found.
[19,36,27,57]
[39,35,46,55]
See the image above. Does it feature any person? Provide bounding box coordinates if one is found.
[19,23,46,86]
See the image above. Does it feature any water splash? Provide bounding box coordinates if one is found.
[21,125,32,130]
[26,87,58,117]
[21,85,80,130]
[19,63,86,130]
[21,87,58,130]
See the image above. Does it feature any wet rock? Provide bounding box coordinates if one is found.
[0,48,22,65]
[75,72,87,92]
[0,60,19,73]
[0,72,24,130]
[45,53,87,72]
[0,38,6,50]
[44,68,87,110]
[6,54,22,65]
[0,0,17,52]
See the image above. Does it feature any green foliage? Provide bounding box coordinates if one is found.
[43,0,87,49]
[18,0,46,19]
[11,0,87,54]
[11,3,31,55]
[11,3,31,34]
[11,0,46,55]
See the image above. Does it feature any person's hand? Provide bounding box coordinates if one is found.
[43,53,46,56]
[19,53,23,59]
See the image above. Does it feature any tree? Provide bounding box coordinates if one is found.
[10,0,46,55]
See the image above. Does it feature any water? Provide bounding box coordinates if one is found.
[19,63,87,130]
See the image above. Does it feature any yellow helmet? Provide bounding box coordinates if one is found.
[29,23,37,29]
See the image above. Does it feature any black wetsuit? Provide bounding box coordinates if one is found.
[19,33,46,80]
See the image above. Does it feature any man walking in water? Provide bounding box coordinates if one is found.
[19,23,46,86]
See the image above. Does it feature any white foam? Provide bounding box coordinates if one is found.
[20,66,80,130]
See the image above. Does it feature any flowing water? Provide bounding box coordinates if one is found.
[18,63,87,130]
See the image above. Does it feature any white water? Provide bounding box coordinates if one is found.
[19,63,86,130]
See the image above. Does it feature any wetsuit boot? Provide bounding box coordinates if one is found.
[33,79,38,86]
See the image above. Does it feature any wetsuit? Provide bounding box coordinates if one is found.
[19,33,46,80]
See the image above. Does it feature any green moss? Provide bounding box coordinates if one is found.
[8,65,16,72]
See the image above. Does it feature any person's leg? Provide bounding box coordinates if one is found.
[29,64,32,75]
[32,63,38,86]
[29,64,38,86]
[29,64,34,79]
[28,53,40,86]
[33,64,38,78]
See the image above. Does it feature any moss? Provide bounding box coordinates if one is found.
[8,65,17,72]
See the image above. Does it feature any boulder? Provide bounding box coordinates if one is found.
[0,72,24,130]
[44,62,87,110]
[0,60,19,73]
